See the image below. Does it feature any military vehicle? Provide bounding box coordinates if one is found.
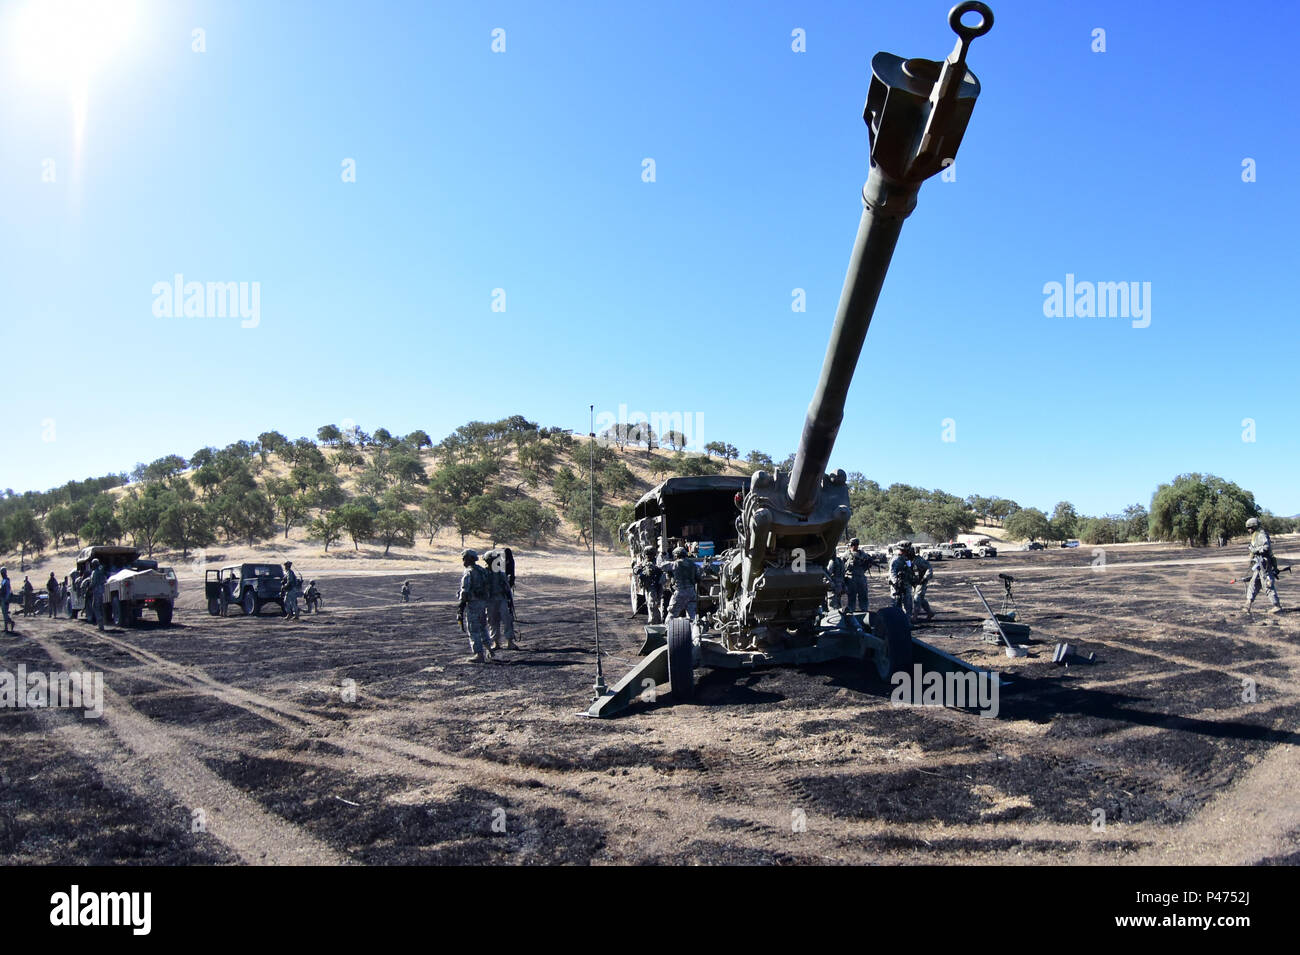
[941,540,973,559]
[918,544,944,561]
[625,475,749,616]
[67,545,178,626]
[971,539,998,558]
[589,3,1000,717]
[204,563,286,616]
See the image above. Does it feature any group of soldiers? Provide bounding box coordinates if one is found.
[825,538,933,622]
[456,547,519,663]
[631,542,703,624]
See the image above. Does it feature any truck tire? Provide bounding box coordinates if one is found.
[666,618,695,701]
[207,597,220,616]
[867,606,913,683]
[156,601,174,626]
[244,591,258,616]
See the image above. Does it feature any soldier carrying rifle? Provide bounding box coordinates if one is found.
[1243,517,1284,614]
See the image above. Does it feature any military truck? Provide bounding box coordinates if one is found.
[941,541,973,559]
[205,563,286,616]
[971,539,998,558]
[67,545,178,627]
[625,476,749,616]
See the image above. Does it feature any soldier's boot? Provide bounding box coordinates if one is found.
[507,640,520,650]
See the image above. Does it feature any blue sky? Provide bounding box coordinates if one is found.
[3,0,1296,516]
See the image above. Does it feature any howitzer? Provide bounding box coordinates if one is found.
[589,3,1005,717]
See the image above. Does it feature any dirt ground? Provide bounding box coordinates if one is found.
[3,540,1299,865]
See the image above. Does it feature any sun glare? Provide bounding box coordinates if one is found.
[12,0,138,88]
[11,0,139,178]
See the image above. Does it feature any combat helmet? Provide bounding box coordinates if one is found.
[1246,517,1261,530]
[849,537,860,547]
[461,549,479,563]
[673,546,687,558]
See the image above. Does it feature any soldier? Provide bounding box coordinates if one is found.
[46,572,59,618]
[60,577,70,615]
[888,541,916,619]
[21,577,35,616]
[825,550,847,610]
[667,546,701,623]
[218,570,231,617]
[87,558,107,631]
[281,560,302,619]
[0,568,12,633]
[637,544,665,624]
[844,538,871,613]
[1244,517,1282,614]
[657,545,674,620]
[456,549,492,662]
[911,551,935,622]
[483,551,519,651]
[400,580,411,603]
[303,580,322,613]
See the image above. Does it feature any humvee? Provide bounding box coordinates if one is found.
[205,563,286,616]
[67,545,178,627]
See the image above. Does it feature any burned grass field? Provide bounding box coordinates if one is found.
[2,542,1299,865]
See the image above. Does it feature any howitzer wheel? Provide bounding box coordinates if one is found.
[867,606,913,683]
[666,617,695,701]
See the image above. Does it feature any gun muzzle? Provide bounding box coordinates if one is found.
[788,3,993,514]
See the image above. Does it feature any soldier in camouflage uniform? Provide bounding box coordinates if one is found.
[0,568,12,633]
[825,551,847,610]
[844,538,871,613]
[456,549,493,662]
[483,550,519,651]
[87,558,107,631]
[281,561,302,619]
[637,545,665,624]
[1244,517,1282,614]
[888,541,916,619]
[666,546,700,623]
[911,551,935,621]
[657,545,674,620]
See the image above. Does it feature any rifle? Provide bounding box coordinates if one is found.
[456,603,466,633]
[1232,555,1291,584]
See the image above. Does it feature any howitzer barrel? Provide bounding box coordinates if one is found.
[788,2,993,514]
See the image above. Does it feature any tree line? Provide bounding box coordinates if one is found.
[2,425,1294,571]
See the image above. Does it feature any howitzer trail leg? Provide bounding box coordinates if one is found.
[584,645,670,718]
